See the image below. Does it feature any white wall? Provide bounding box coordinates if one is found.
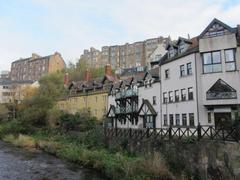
[138,82,161,128]
[161,53,199,127]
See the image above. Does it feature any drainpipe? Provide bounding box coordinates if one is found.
[160,66,163,128]
[194,53,200,125]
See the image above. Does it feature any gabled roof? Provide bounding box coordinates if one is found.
[207,79,236,93]
[176,37,192,45]
[138,99,157,116]
[106,105,115,118]
[199,18,236,38]
[166,42,178,50]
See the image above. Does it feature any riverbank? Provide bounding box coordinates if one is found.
[0,121,174,180]
[0,141,104,180]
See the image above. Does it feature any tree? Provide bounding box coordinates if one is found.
[18,72,67,127]
[0,104,9,121]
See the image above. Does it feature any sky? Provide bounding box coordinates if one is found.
[0,0,240,72]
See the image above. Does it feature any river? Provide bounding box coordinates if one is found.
[0,141,106,180]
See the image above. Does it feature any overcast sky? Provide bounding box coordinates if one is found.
[0,0,240,72]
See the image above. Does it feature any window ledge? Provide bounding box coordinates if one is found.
[179,74,193,78]
[202,71,222,75]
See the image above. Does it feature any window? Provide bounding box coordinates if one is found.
[179,42,185,53]
[188,87,193,100]
[181,89,186,101]
[146,116,154,128]
[208,112,212,123]
[169,91,174,103]
[225,49,236,71]
[164,114,168,126]
[203,51,222,73]
[187,63,192,75]
[169,114,174,126]
[153,96,156,105]
[175,90,179,102]
[163,92,168,103]
[169,49,175,58]
[182,114,187,126]
[180,65,185,77]
[189,113,195,126]
[165,69,169,79]
[175,114,180,126]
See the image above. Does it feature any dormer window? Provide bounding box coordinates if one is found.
[168,49,175,58]
[178,42,186,53]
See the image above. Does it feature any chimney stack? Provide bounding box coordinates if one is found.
[84,69,91,81]
[105,64,112,76]
[64,73,69,87]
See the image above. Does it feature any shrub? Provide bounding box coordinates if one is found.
[59,111,98,131]
[0,120,29,138]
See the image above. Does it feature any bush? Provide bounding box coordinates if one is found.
[0,120,29,138]
[59,111,98,131]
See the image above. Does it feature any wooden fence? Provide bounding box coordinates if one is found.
[104,125,240,142]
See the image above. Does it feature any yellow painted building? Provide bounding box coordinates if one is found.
[57,64,118,120]
[57,90,108,120]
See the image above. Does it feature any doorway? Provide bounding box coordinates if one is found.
[214,112,232,129]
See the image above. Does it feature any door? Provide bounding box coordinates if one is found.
[214,112,232,129]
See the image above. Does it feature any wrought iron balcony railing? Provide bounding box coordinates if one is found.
[115,89,138,99]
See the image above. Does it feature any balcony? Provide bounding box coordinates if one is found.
[126,104,138,113]
[115,89,138,99]
[115,107,125,114]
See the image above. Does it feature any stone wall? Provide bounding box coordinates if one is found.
[106,137,240,179]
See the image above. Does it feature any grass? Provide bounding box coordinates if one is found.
[3,134,36,148]
[0,122,175,180]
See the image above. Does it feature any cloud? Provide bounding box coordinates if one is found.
[0,0,239,72]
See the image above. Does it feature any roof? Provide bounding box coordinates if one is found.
[138,99,157,116]
[148,67,160,78]
[12,54,54,64]
[176,37,192,45]
[160,37,199,65]
[199,18,236,38]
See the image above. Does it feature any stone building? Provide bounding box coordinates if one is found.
[11,52,66,82]
[79,36,167,69]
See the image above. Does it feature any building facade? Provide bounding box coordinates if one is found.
[79,37,167,69]
[57,65,118,120]
[107,18,240,129]
[11,52,65,82]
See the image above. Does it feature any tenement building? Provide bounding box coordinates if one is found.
[107,18,240,129]
[11,52,66,82]
[80,36,168,69]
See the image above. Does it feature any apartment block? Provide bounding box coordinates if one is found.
[11,52,66,82]
[79,36,168,69]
